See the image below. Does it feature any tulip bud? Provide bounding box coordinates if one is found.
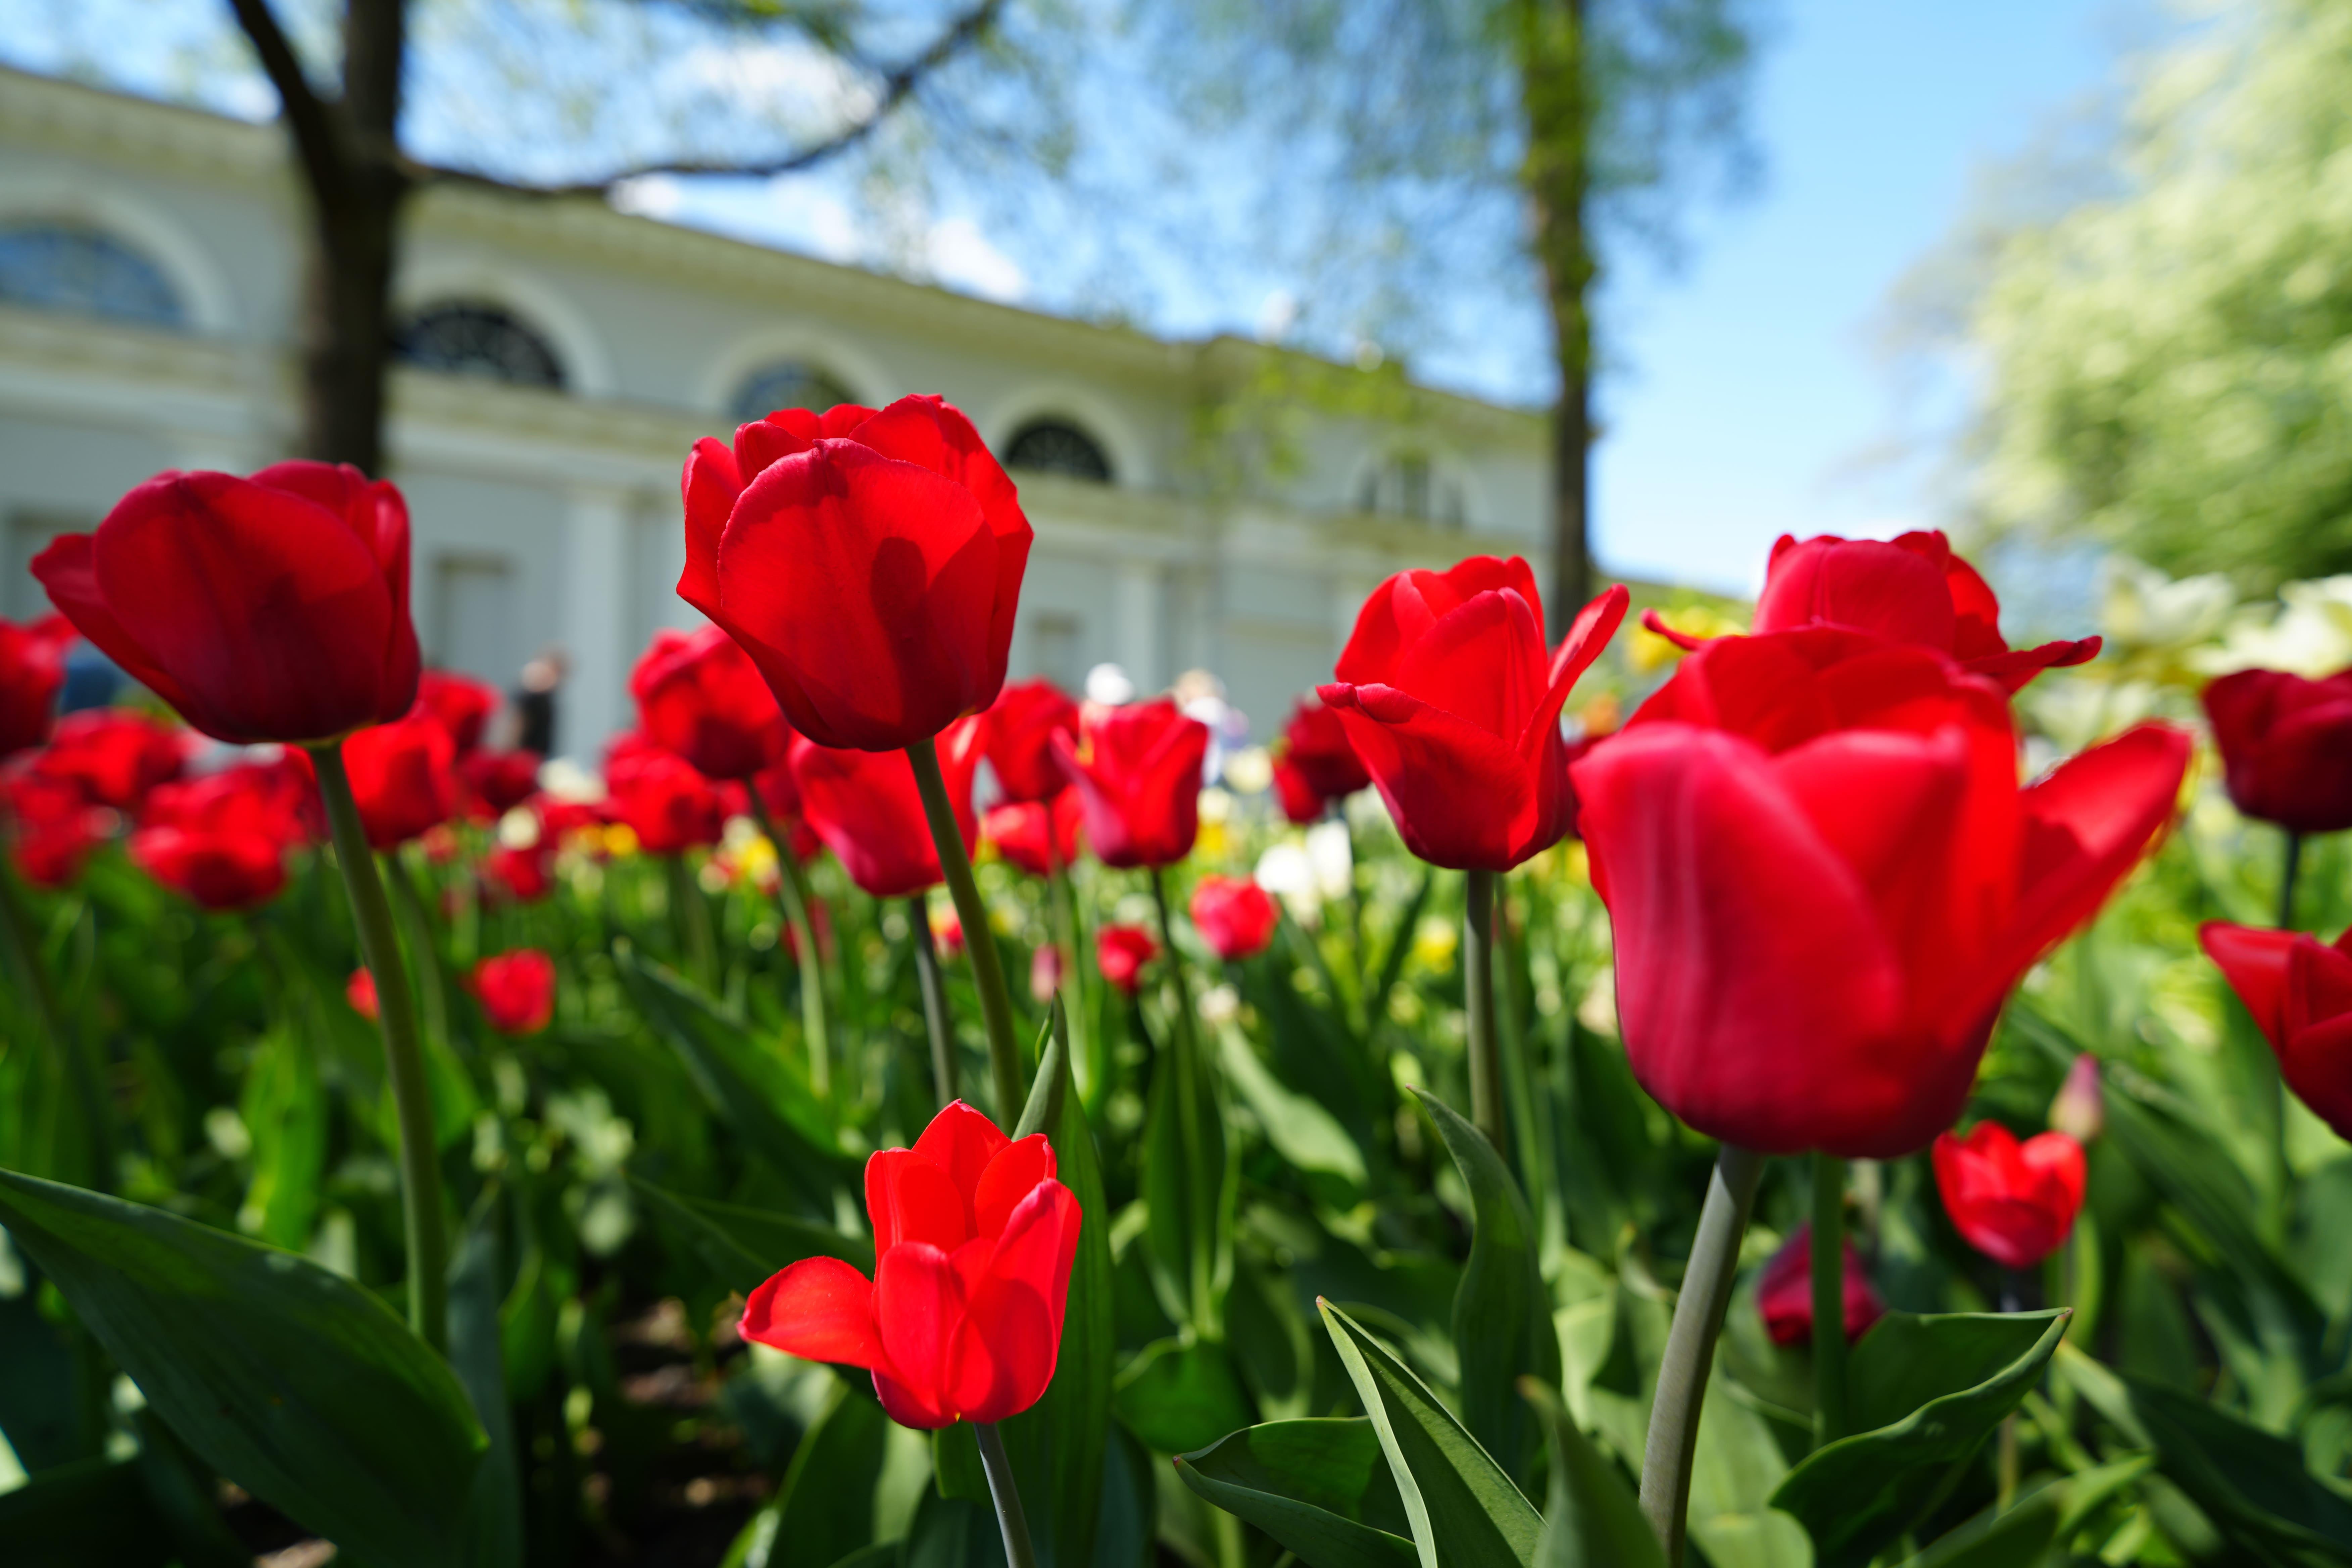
[1029,942,1066,1004]
[2049,1055,2103,1144]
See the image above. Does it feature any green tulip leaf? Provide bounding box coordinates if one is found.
[1221,1021,1367,1186]
[1143,998,1235,1331]
[1519,1378,1664,1568]
[1319,1297,1543,1568]
[770,1378,890,1568]
[2126,1370,2352,1561]
[630,1174,872,1295]
[1116,1334,1256,1455]
[0,1167,485,1568]
[1771,1309,2068,1568]
[1174,1418,1419,1568]
[1891,1486,2062,1568]
[1414,1087,1560,1486]
[0,1453,173,1568]
[449,1202,523,1568]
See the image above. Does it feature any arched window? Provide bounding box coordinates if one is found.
[0,223,184,329]
[1003,419,1113,484]
[730,361,859,423]
[1358,452,1465,528]
[395,301,565,390]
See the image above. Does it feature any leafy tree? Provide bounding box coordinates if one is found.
[1967,0,2352,589]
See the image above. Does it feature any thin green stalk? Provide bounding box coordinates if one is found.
[1151,866,1216,1334]
[385,857,452,1056]
[1046,863,1098,1104]
[972,1422,1040,1568]
[0,861,114,1192]
[747,794,831,1097]
[1463,867,1504,1154]
[2281,829,2305,931]
[2268,828,2304,1240]
[665,854,717,992]
[1812,1152,1849,1448]
[906,737,1023,1120]
[1640,1143,1766,1567]
[311,741,448,1352]
[908,896,959,1108]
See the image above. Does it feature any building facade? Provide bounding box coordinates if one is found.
[0,66,1552,758]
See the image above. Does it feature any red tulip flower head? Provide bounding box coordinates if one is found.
[740,1101,1081,1430]
[129,767,302,911]
[982,791,1084,879]
[1758,1223,1884,1348]
[472,950,557,1036]
[605,736,728,855]
[1931,1122,2088,1270]
[1320,558,1627,872]
[1646,531,2100,694]
[1574,629,2190,1158]
[415,670,499,756]
[2202,922,2352,1139]
[679,396,1032,751]
[1052,699,1210,869]
[1272,759,1324,825]
[482,841,555,904]
[984,679,1080,803]
[34,463,419,743]
[346,967,380,1021]
[4,768,103,888]
[630,624,792,781]
[2202,668,2352,835]
[0,615,72,759]
[1096,923,1158,996]
[341,710,459,850]
[35,709,188,813]
[1279,699,1369,807]
[790,717,983,898]
[463,750,543,818]
[1190,875,1278,961]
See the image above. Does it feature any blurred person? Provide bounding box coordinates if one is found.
[511,646,569,756]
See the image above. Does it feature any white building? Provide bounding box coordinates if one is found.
[0,66,1552,757]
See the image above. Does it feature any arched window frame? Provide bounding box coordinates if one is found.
[0,221,187,330]
[1002,418,1116,484]
[394,300,568,391]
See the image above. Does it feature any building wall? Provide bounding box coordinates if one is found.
[0,67,1553,758]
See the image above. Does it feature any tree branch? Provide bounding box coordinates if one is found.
[410,0,1004,198]
[224,0,349,199]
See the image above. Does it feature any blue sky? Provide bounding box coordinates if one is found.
[5,0,2151,594]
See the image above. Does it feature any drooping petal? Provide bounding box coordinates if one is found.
[739,1257,880,1368]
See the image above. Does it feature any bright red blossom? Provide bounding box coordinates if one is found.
[984,680,1080,803]
[1931,1122,2087,1270]
[1574,628,2190,1158]
[35,709,187,813]
[340,711,459,850]
[2202,922,2352,1139]
[1053,699,1210,870]
[1758,1223,1884,1348]
[472,950,556,1036]
[1096,924,1157,996]
[605,736,727,855]
[129,766,304,911]
[34,463,419,744]
[1320,558,1626,872]
[1279,699,1369,805]
[790,717,983,898]
[1190,875,1278,960]
[2201,668,2352,835]
[4,768,102,888]
[416,670,499,756]
[463,750,543,818]
[982,791,1083,879]
[740,1102,1081,1430]
[346,967,380,1021]
[630,625,792,781]
[679,397,1032,752]
[0,615,72,758]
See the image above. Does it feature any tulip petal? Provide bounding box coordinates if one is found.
[2282,1013,2352,1141]
[972,1134,1058,1241]
[732,412,820,481]
[1390,587,1548,741]
[2286,938,2352,1044]
[949,1180,1080,1424]
[872,1368,955,1430]
[1322,682,1531,871]
[28,531,195,720]
[874,1241,966,1420]
[678,437,743,624]
[2201,922,2297,1045]
[1754,536,1958,650]
[739,1257,880,1368]
[913,1101,1011,1204]
[866,1147,971,1254]
[1334,556,1538,686]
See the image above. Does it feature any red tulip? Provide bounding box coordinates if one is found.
[1,615,72,758]
[472,949,556,1036]
[1931,1122,2087,1270]
[982,791,1083,879]
[1646,531,2100,695]
[630,624,792,780]
[1573,629,2190,1158]
[1319,558,1626,872]
[34,709,187,813]
[482,841,555,903]
[462,750,543,818]
[340,711,458,850]
[744,759,822,860]
[3,767,102,888]
[1758,1223,1884,1348]
[128,766,303,911]
[1096,923,1157,996]
[1052,699,1210,869]
[2202,922,2352,1139]
[1279,699,1369,806]
[1190,875,1278,960]
[740,1101,1081,1429]
[34,463,419,744]
[1272,758,1324,825]
[2202,668,2352,835]
[416,670,499,756]
[984,679,1079,803]
[789,717,982,898]
[605,736,727,855]
[679,396,1033,752]
[930,905,965,959]
[346,967,380,1021]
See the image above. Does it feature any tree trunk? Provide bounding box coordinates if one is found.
[1518,0,1595,624]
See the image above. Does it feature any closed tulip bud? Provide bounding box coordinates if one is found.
[1189,874,1278,960]
[340,710,459,850]
[471,949,556,1036]
[790,717,983,898]
[981,790,1084,879]
[34,463,420,744]
[1096,923,1158,996]
[346,967,380,1022]
[984,679,1080,803]
[741,1101,1081,1429]
[415,670,499,757]
[630,624,792,781]
[1758,1223,1883,1348]
[679,397,1032,752]
[2048,1055,2103,1144]
[1053,699,1210,870]
[1932,1122,2088,1270]
[0,615,72,759]
[1321,558,1626,872]
[2202,668,2352,834]
[2202,922,2352,1139]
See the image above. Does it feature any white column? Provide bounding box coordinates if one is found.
[1113,560,1163,695]
[558,486,631,762]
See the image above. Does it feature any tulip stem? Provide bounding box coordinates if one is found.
[908,736,1023,1121]
[1640,1142,1766,1567]
[2281,829,2304,931]
[2269,828,2304,1241]
[666,854,718,992]
[1463,868,1505,1156]
[909,896,959,1107]
[384,858,452,1056]
[312,741,448,1353]
[0,861,115,1193]
[1812,1152,1849,1449]
[1151,866,1217,1335]
[971,1422,1040,1568]
[747,794,830,1098]
[1047,864,1097,1105]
